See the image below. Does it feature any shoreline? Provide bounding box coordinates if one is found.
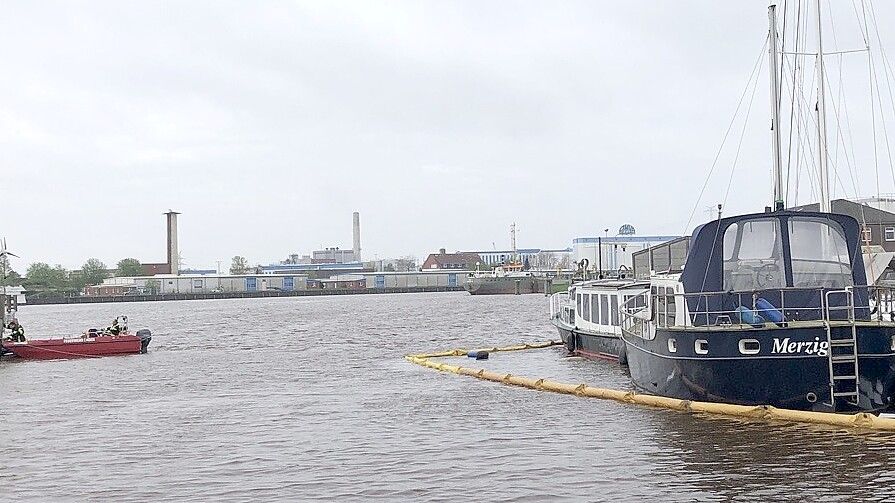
[25,286,465,305]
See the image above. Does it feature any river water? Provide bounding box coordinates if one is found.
[1,292,894,501]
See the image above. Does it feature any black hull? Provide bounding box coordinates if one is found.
[555,322,624,363]
[623,325,895,413]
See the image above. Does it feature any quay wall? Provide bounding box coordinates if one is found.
[26,286,464,305]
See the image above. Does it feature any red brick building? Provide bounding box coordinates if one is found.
[421,249,481,270]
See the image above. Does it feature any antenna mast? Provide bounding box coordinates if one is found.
[815,0,832,212]
[768,3,785,210]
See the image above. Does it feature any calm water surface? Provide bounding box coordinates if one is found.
[1,292,894,501]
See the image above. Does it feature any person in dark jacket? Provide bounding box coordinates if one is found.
[6,319,25,342]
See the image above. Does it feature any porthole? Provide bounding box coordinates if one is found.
[738,339,760,355]
[806,392,817,403]
[695,339,709,355]
[668,338,677,353]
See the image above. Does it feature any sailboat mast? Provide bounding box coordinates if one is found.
[815,0,832,212]
[768,4,785,210]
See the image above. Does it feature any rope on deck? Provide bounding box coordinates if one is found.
[405,340,895,431]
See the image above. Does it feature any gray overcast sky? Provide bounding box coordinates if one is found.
[1,1,894,270]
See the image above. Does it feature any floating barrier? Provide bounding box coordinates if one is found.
[405,340,895,432]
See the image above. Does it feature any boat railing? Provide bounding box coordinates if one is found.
[620,293,651,338]
[620,285,895,332]
[549,292,569,320]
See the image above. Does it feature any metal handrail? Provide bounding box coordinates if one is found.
[618,285,895,333]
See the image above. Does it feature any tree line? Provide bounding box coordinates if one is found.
[0,256,145,295]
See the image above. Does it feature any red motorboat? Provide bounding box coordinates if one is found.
[1,315,152,361]
[1,332,151,360]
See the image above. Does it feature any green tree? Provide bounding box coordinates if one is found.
[81,258,109,286]
[0,255,21,286]
[117,258,143,277]
[230,256,249,275]
[25,263,71,293]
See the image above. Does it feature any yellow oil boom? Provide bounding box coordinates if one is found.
[406,340,895,431]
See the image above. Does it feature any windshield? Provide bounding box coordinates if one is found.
[722,219,785,291]
[722,216,854,291]
[788,217,853,288]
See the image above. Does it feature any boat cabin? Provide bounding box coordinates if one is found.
[568,280,648,335]
[663,211,869,327]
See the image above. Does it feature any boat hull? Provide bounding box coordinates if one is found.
[2,334,150,360]
[465,276,537,295]
[554,320,624,363]
[622,324,895,412]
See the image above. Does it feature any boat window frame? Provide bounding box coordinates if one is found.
[787,216,854,289]
[722,218,787,292]
[591,293,600,325]
[610,294,619,326]
[666,287,676,326]
[600,294,609,325]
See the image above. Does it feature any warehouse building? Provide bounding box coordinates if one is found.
[93,274,309,295]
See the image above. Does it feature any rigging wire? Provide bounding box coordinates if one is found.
[865,1,895,194]
[824,0,863,202]
[699,46,767,293]
[682,35,770,235]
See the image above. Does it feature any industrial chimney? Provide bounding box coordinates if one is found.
[165,210,180,275]
[352,211,361,262]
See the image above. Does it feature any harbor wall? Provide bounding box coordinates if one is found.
[26,286,464,305]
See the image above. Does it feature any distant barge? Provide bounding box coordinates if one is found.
[465,264,570,295]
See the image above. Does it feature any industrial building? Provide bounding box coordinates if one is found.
[279,212,363,266]
[259,262,365,275]
[88,274,310,295]
[363,271,464,288]
[572,225,679,272]
[86,270,464,295]
[471,248,573,267]
[313,271,466,289]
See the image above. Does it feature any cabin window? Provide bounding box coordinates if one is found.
[862,225,872,243]
[723,219,786,291]
[666,287,676,326]
[887,227,895,242]
[610,295,619,326]
[600,294,609,325]
[788,218,853,289]
[582,293,591,322]
[576,293,582,318]
[591,294,599,324]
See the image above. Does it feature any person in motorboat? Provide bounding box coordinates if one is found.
[6,319,25,342]
[107,318,122,336]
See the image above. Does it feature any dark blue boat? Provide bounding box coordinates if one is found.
[620,210,895,413]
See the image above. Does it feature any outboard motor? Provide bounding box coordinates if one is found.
[136,329,152,354]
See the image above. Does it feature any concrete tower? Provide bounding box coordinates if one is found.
[165,210,180,275]
[352,211,361,262]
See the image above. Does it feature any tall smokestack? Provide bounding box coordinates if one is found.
[352,211,361,262]
[165,210,180,275]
